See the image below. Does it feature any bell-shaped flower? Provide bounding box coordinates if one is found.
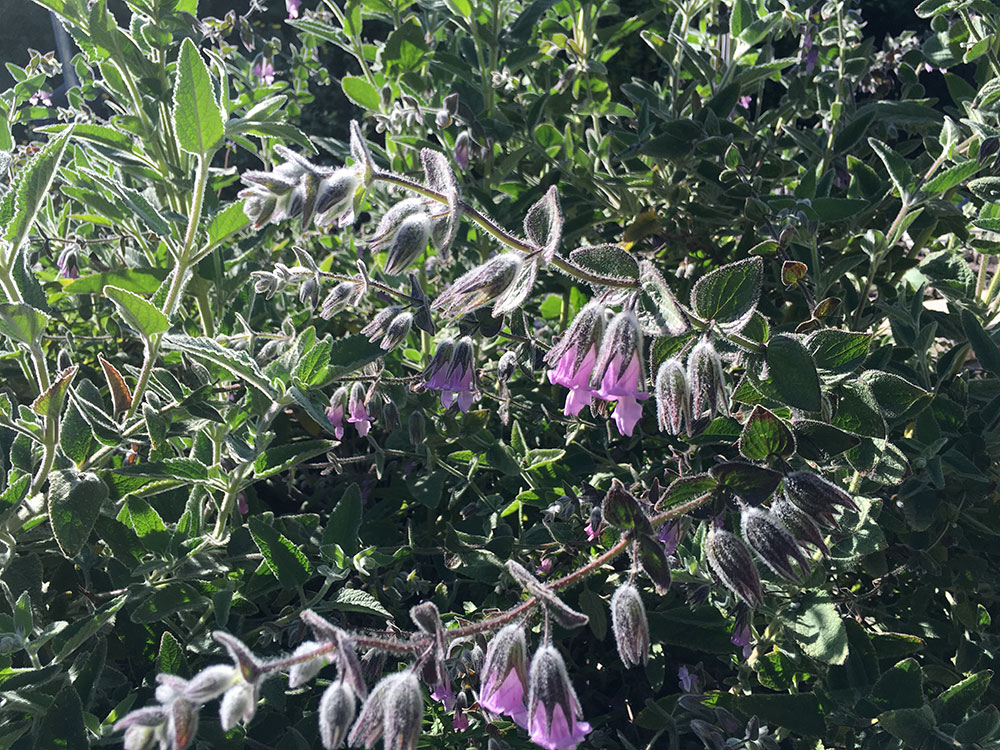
[326,386,349,440]
[545,301,605,417]
[433,336,476,412]
[591,310,650,436]
[423,338,455,392]
[479,624,529,726]
[526,644,591,750]
[347,382,372,437]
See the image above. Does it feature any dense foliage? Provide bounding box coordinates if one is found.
[2,0,1000,748]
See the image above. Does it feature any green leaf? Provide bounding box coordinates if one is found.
[61,401,93,466]
[870,658,924,712]
[690,256,763,331]
[47,470,108,558]
[330,587,392,618]
[868,138,916,197]
[783,592,849,664]
[833,381,886,437]
[922,160,980,194]
[322,484,362,558]
[709,461,781,504]
[767,334,822,411]
[578,588,608,641]
[806,330,871,373]
[205,201,250,252]
[712,691,827,737]
[791,420,860,462]
[860,370,932,418]
[640,261,689,335]
[341,75,381,111]
[157,631,185,676]
[64,268,168,295]
[810,197,870,221]
[569,244,640,282]
[31,366,78,421]
[955,706,1000,744]
[32,685,88,750]
[969,176,1000,203]
[660,474,717,508]
[738,405,795,460]
[327,334,385,379]
[602,480,642,530]
[172,37,224,156]
[637,532,671,594]
[0,127,72,266]
[0,303,49,345]
[932,670,993,724]
[0,473,30,521]
[131,583,204,624]
[879,707,937,746]
[729,0,752,36]
[249,516,313,588]
[104,285,169,339]
[254,440,334,479]
[162,334,274,396]
[116,496,166,539]
[961,309,1000,377]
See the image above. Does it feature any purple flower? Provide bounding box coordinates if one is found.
[347,382,372,437]
[29,90,53,107]
[584,522,599,542]
[326,386,348,440]
[251,58,275,85]
[592,310,649,437]
[479,625,529,727]
[536,557,553,576]
[237,493,249,515]
[678,665,700,694]
[545,301,605,417]
[454,131,471,171]
[441,337,476,412]
[285,0,301,18]
[527,645,591,750]
[431,681,456,711]
[658,519,682,557]
[452,707,469,731]
[56,247,80,279]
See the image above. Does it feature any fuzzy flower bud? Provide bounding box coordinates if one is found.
[454,131,471,171]
[167,698,198,750]
[431,254,523,319]
[123,725,159,750]
[783,472,858,527]
[316,168,360,226]
[380,311,413,351]
[348,672,423,750]
[288,641,329,688]
[220,680,256,731]
[408,410,425,444]
[704,527,763,609]
[361,306,402,344]
[319,681,356,749]
[479,624,529,726]
[320,280,364,319]
[591,310,650,436]
[740,505,810,582]
[611,584,649,668]
[687,338,724,420]
[56,246,80,279]
[527,645,591,750]
[771,494,829,555]
[497,350,517,385]
[384,213,432,276]
[655,357,689,435]
[182,664,238,703]
[369,199,428,251]
[545,301,605,417]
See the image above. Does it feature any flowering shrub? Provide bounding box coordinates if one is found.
[2,0,1000,749]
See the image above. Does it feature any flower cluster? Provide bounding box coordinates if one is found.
[326,382,372,439]
[546,304,649,436]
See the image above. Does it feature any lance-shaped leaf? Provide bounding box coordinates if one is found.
[32,365,78,421]
[98,354,132,415]
[0,303,49,345]
[710,461,782,505]
[172,37,225,156]
[690,256,762,333]
[506,560,588,629]
[868,137,916,198]
[739,405,796,460]
[523,186,562,262]
[104,286,169,340]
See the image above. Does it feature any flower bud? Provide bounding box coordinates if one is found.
[382,399,400,431]
[167,698,198,750]
[361,306,402,343]
[319,681,356,749]
[348,672,423,750]
[431,254,523,319]
[771,494,828,555]
[384,213,432,276]
[687,339,725,420]
[123,725,159,750]
[704,528,763,609]
[288,641,329,688]
[497,350,517,385]
[316,168,360,225]
[182,664,238,703]
[56,246,80,279]
[783,472,858,527]
[370,198,428,252]
[655,357,689,435]
[408,410,425,444]
[480,624,529,725]
[321,281,363,319]
[527,645,591,750]
[380,311,413,351]
[241,167,299,196]
[299,276,320,308]
[611,584,649,668]
[242,192,279,228]
[454,131,471,171]
[220,680,256,731]
[740,505,809,583]
[423,338,455,390]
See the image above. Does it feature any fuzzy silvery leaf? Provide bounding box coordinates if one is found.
[523,186,562,262]
[640,260,689,336]
[568,244,640,283]
[690,256,762,333]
